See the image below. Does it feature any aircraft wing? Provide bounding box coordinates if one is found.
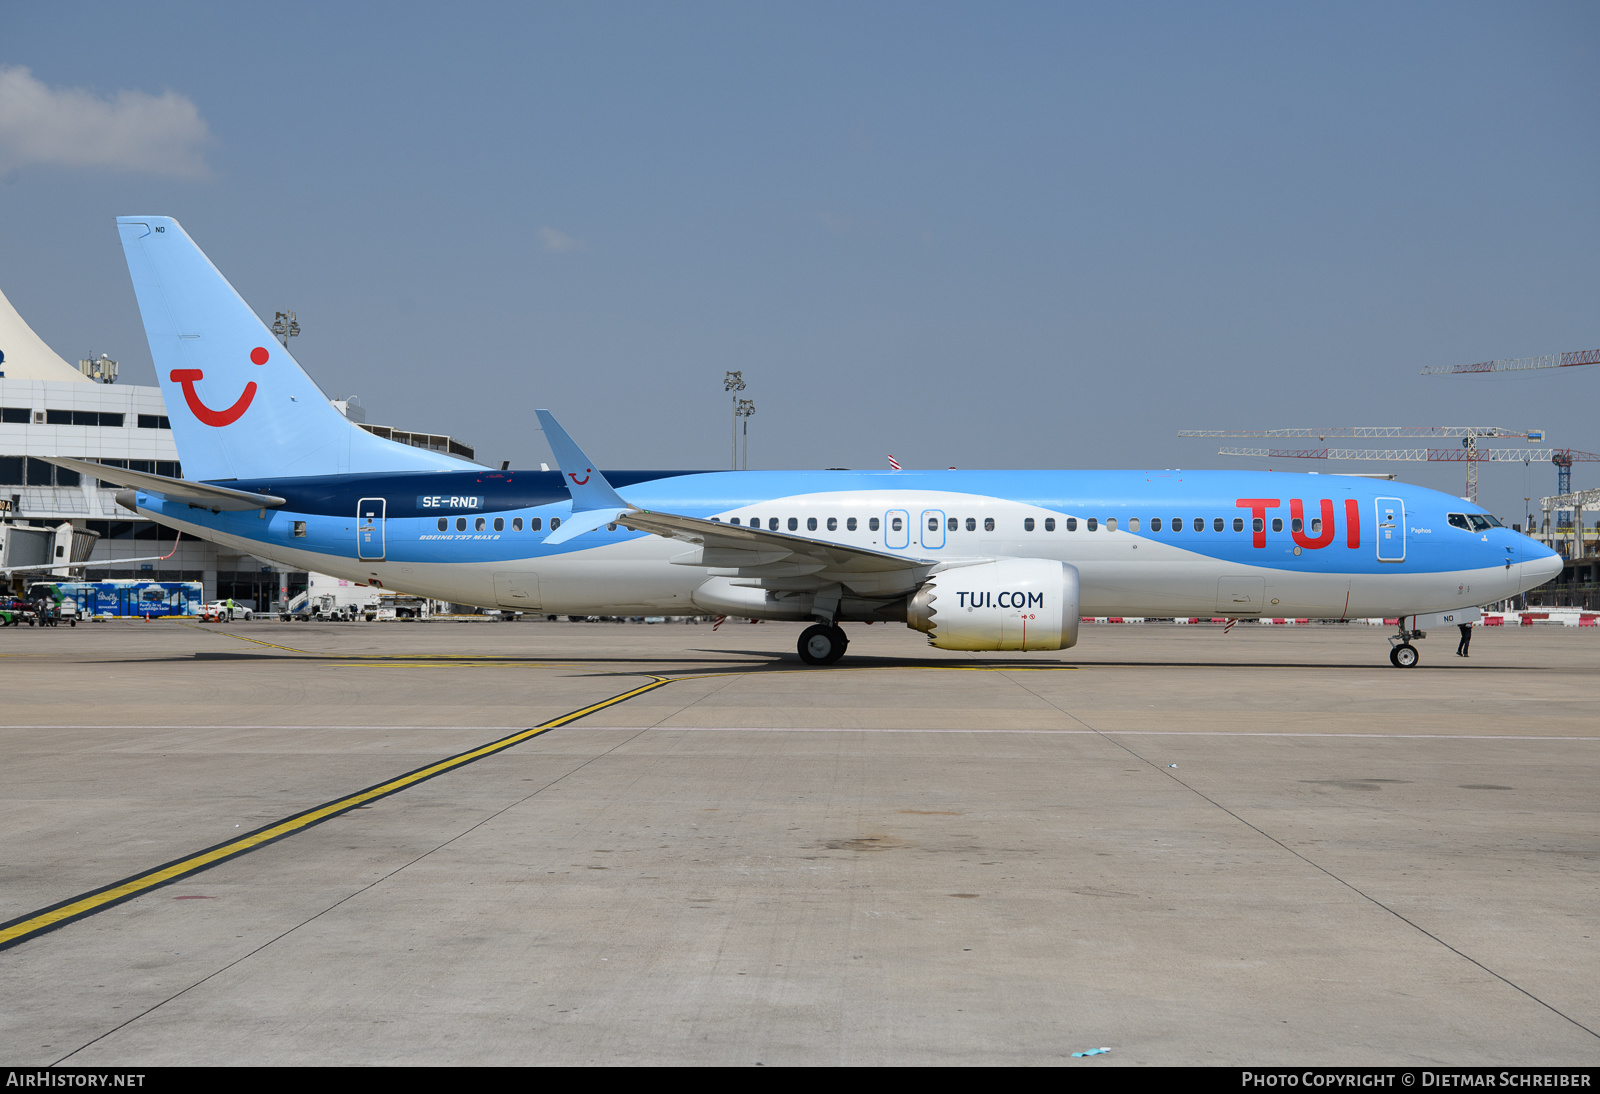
[534,408,947,597]
[622,509,921,572]
[40,457,286,511]
[622,508,940,597]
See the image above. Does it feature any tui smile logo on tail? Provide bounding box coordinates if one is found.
[569,469,592,485]
[169,346,269,427]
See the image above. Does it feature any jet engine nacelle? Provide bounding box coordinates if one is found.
[906,558,1080,651]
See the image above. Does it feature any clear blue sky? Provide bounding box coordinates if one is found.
[3,1,1596,521]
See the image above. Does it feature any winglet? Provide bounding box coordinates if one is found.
[536,410,629,510]
[536,410,633,544]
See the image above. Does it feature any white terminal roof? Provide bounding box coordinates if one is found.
[0,285,91,383]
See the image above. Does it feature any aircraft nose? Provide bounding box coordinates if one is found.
[1522,545,1564,589]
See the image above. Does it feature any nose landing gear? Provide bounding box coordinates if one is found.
[798,623,849,665]
[1387,621,1423,668]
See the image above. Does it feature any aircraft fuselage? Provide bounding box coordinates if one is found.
[126,466,1556,623]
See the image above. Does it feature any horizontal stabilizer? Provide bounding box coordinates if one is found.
[41,457,285,511]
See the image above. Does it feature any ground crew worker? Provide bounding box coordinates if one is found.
[1457,621,1472,657]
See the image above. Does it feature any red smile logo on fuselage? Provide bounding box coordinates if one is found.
[170,346,269,427]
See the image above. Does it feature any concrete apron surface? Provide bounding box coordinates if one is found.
[1,618,1596,1065]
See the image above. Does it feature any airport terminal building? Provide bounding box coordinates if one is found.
[0,286,473,608]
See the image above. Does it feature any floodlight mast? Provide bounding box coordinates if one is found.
[723,371,746,470]
[270,311,300,349]
[736,398,754,470]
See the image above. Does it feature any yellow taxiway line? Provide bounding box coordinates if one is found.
[0,675,671,952]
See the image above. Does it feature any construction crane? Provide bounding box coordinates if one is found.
[1420,347,1600,375]
[1180,427,1545,503]
[1179,426,1538,439]
[1214,446,1600,509]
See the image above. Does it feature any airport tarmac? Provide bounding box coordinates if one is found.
[1,618,1596,1066]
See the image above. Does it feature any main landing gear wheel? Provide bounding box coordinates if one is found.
[1390,643,1419,668]
[798,623,848,666]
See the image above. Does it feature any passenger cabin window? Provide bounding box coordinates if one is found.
[1087,517,1098,531]
[1171,517,1181,531]
[1127,518,1139,532]
[807,517,817,531]
[730,517,741,525]
[1271,518,1283,533]
[929,516,940,531]
[789,517,799,531]
[513,518,523,531]
[530,518,542,531]
[494,517,504,532]
[456,518,467,531]
[1106,518,1118,532]
[1310,518,1320,534]
[1065,517,1077,531]
[1235,518,1245,532]
[847,517,858,531]
[1212,518,1224,532]
[947,517,957,531]
[1252,518,1263,532]
[869,517,880,531]
[891,517,903,531]
[1193,518,1204,532]
[768,518,778,531]
[1044,518,1055,531]
[827,517,837,531]
[1151,518,1162,531]
[1024,517,1035,531]
[984,517,995,531]
[966,517,976,531]
[475,517,486,531]
[437,518,447,531]
[551,517,561,530]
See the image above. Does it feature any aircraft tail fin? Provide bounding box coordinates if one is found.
[115,216,470,481]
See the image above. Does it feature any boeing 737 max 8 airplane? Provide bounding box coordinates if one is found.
[46,217,1564,668]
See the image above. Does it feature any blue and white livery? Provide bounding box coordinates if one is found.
[49,217,1563,668]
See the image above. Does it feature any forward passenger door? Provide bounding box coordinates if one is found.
[1375,498,1405,563]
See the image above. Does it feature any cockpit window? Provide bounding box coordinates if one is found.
[1447,513,1470,531]
[1468,515,1493,532]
